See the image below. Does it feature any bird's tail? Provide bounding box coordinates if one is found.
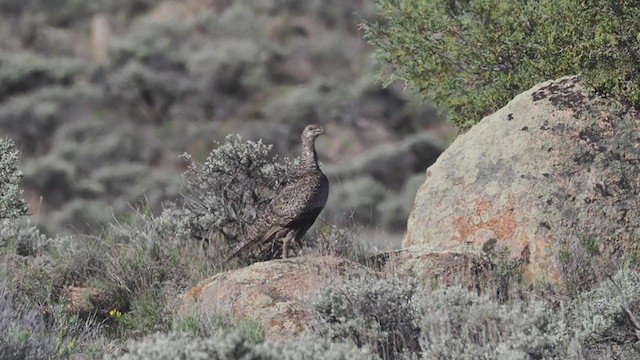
[224,240,254,263]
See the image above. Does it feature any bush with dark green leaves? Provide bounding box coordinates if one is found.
[0,138,27,220]
[363,0,640,127]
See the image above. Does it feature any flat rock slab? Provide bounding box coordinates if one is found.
[179,256,373,341]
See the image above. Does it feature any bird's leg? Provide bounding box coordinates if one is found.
[281,231,296,259]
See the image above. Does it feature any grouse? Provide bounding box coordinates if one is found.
[227,124,329,261]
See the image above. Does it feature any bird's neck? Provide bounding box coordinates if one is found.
[301,137,319,171]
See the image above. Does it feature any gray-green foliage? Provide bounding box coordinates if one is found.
[0,85,101,155]
[0,0,441,237]
[308,276,420,359]
[377,172,424,230]
[0,138,27,220]
[0,285,102,360]
[416,286,570,360]
[263,79,346,129]
[363,0,640,127]
[47,210,217,339]
[173,312,265,345]
[0,220,68,306]
[0,0,161,28]
[180,135,296,261]
[21,119,179,234]
[325,131,445,189]
[570,268,640,347]
[324,176,387,226]
[0,219,50,257]
[305,225,371,265]
[0,52,84,101]
[0,286,56,360]
[108,331,374,360]
[309,276,640,359]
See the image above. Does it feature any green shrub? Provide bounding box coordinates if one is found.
[1,253,65,308]
[109,21,189,67]
[0,138,27,220]
[21,118,178,234]
[270,336,376,360]
[0,219,70,306]
[46,200,114,234]
[363,0,640,127]
[50,209,218,338]
[186,39,268,97]
[108,331,255,360]
[308,276,420,359]
[556,235,601,297]
[106,61,196,125]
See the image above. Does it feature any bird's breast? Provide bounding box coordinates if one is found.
[313,174,329,208]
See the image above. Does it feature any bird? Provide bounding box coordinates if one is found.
[226,124,329,261]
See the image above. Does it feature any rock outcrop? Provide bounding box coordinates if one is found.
[179,256,373,340]
[404,77,640,285]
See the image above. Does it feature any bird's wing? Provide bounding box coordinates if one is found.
[225,178,318,262]
[265,179,319,226]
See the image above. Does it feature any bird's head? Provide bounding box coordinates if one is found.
[302,124,325,142]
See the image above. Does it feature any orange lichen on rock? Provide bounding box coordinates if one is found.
[453,196,518,244]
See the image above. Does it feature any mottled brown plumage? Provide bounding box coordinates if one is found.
[227,124,329,261]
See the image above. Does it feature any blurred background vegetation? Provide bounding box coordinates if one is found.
[0,0,449,241]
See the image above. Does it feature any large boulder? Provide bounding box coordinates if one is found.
[179,256,373,341]
[405,77,640,285]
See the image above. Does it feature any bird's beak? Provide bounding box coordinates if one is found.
[319,127,325,135]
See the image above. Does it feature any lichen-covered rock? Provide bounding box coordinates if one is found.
[405,77,640,285]
[179,256,373,341]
